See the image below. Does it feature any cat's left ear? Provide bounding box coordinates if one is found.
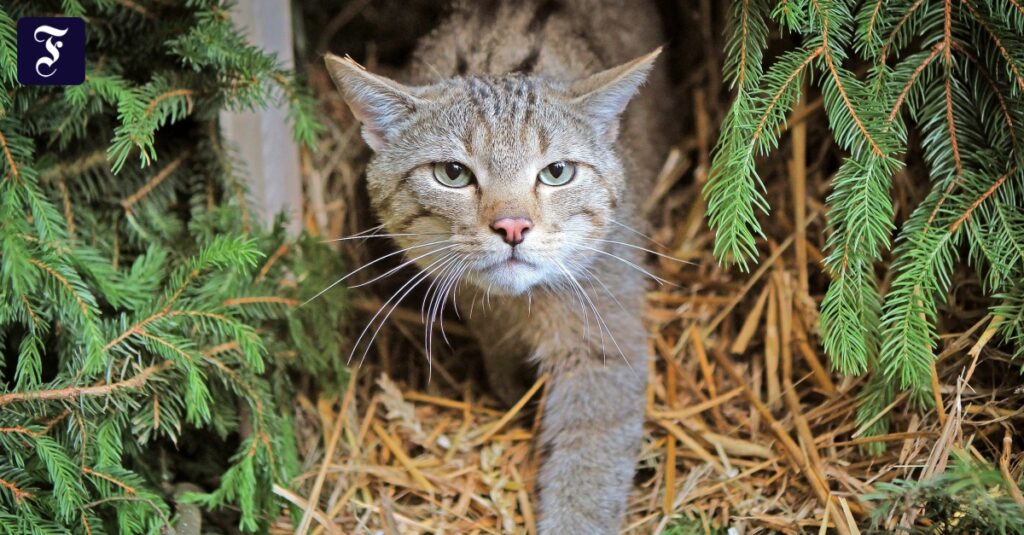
[325,53,421,151]
[570,47,661,142]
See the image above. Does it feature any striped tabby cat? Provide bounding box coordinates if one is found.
[326,1,670,532]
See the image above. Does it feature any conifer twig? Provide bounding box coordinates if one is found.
[863,0,884,45]
[813,0,884,156]
[255,243,289,282]
[0,426,40,436]
[120,151,190,212]
[221,296,300,308]
[28,258,90,315]
[0,127,20,181]
[961,0,1024,92]
[113,0,152,18]
[20,295,41,331]
[82,467,137,494]
[144,89,194,117]
[943,0,962,176]
[879,0,927,63]
[736,0,753,87]
[104,311,170,351]
[752,47,824,143]
[57,180,75,237]
[949,167,1015,232]
[952,42,1017,146]
[888,43,945,122]
[0,361,174,407]
[0,478,32,503]
[40,150,109,182]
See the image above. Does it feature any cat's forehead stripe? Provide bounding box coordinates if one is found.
[464,75,537,122]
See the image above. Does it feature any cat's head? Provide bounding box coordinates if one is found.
[326,50,658,295]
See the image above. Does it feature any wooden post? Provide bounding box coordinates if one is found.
[221,0,303,236]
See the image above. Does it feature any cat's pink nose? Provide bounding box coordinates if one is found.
[490,217,533,246]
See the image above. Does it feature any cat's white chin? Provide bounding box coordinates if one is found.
[466,260,547,295]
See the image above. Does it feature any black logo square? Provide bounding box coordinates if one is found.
[17,17,86,86]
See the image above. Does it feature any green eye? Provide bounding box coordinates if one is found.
[432,162,474,188]
[538,161,576,186]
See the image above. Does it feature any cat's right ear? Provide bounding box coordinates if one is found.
[325,54,420,151]
[570,47,661,142]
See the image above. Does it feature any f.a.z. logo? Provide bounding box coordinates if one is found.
[17,17,85,86]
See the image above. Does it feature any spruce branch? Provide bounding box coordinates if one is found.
[889,43,946,120]
[713,0,1024,441]
[144,88,195,118]
[943,69,963,174]
[255,243,289,282]
[19,295,41,332]
[27,258,93,317]
[119,151,190,212]
[0,3,331,529]
[0,426,41,437]
[724,0,771,90]
[81,467,137,495]
[963,0,1024,93]
[861,0,886,50]
[752,47,824,143]
[0,127,19,182]
[0,361,175,407]
[878,0,928,64]
[0,478,32,504]
[950,166,1015,232]
[221,296,300,308]
[953,41,1018,144]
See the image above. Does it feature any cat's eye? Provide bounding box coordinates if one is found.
[432,162,475,188]
[538,161,576,186]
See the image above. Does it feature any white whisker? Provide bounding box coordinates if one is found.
[451,261,471,321]
[322,231,450,243]
[580,236,695,266]
[469,287,483,320]
[437,258,472,349]
[571,262,617,366]
[573,244,678,287]
[555,261,632,372]
[557,263,591,345]
[420,254,455,324]
[424,255,465,368]
[569,259,628,316]
[301,239,454,307]
[608,218,671,249]
[349,243,460,289]
[345,224,384,238]
[350,252,461,367]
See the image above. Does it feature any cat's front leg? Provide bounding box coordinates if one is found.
[535,318,647,535]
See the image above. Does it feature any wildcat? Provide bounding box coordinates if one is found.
[326,1,670,532]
